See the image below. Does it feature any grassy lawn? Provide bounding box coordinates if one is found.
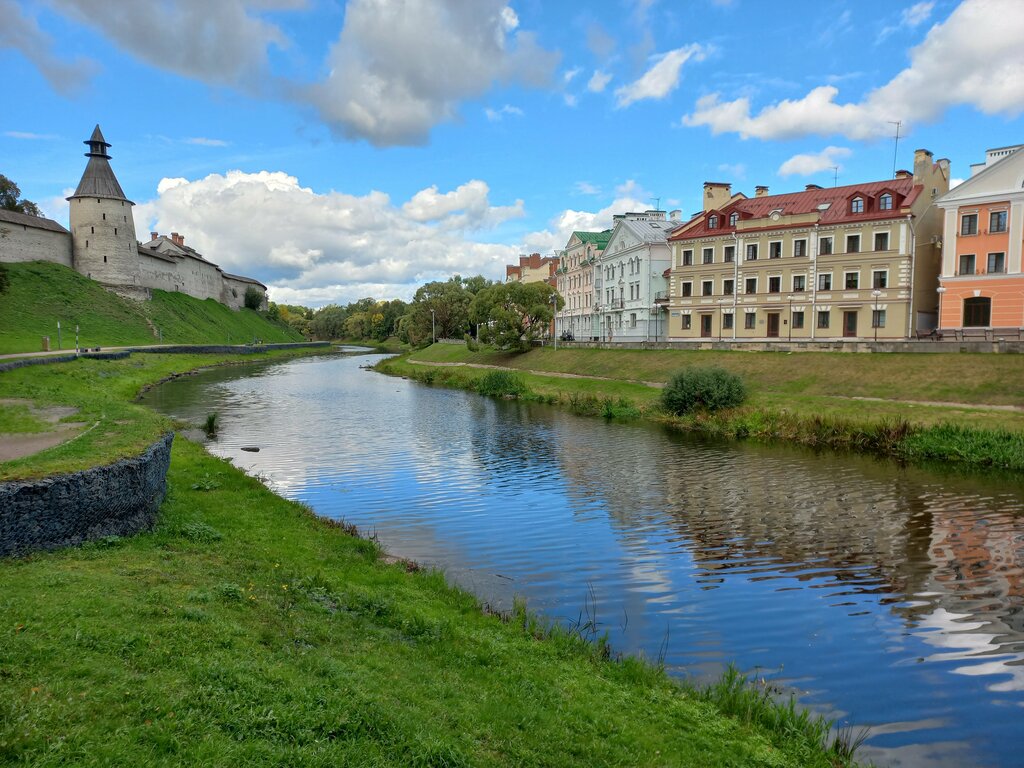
[0,261,302,355]
[0,352,855,766]
[0,403,51,434]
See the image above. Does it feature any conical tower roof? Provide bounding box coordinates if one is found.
[68,124,131,202]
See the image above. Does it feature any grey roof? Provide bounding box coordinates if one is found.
[614,216,681,244]
[0,208,69,234]
[87,124,110,149]
[70,155,130,201]
[222,272,267,289]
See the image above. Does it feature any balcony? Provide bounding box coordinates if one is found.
[653,291,669,304]
[609,299,625,310]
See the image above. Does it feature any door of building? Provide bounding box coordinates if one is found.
[700,314,713,338]
[767,313,780,338]
[843,311,858,337]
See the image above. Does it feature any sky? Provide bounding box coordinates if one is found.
[2,0,1023,307]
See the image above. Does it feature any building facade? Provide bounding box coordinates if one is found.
[554,230,610,339]
[935,145,1024,334]
[505,252,559,284]
[667,150,950,342]
[0,125,267,310]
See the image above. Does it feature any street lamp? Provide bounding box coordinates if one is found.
[936,286,947,332]
[872,289,882,342]
[551,293,558,350]
[786,295,794,342]
[430,309,436,344]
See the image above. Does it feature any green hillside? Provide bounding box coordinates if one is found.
[0,261,302,354]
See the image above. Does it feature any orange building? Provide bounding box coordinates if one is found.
[936,145,1024,337]
[505,252,559,286]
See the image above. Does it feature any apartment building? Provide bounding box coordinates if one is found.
[506,252,559,284]
[667,149,950,342]
[554,229,610,340]
[935,145,1024,336]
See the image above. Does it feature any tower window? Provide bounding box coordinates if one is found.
[114,228,118,235]
[91,226,94,234]
[104,255,107,263]
[85,240,89,247]
[102,213,106,220]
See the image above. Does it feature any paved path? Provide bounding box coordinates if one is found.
[0,343,173,361]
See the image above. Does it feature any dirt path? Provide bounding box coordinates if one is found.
[406,359,1024,413]
[0,399,88,462]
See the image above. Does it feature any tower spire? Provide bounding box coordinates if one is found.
[84,124,112,159]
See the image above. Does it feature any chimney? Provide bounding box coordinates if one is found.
[895,169,912,179]
[913,148,934,183]
[170,232,181,246]
[703,181,732,212]
[150,231,158,241]
[670,209,681,221]
[805,184,822,191]
[755,185,769,197]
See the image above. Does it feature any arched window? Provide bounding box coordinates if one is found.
[879,193,892,211]
[963,297,991,327]
[708,215,718,229]
[729,212,739,226]
[851,197,864,214]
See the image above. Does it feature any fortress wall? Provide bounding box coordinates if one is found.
[139,252,183,293]
[175,257,223,302]
[222,275,267,310]
[0,225,73,267]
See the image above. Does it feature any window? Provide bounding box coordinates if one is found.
[986,252,1006,274]
[851,197,864,213]
[723,279,734,295]
[817,273,832,291]
[703,248,714,264]
[793,239,807,257]
[845,271,860,289]
[792,311,805,329]
[745,277,757,294]
[961,213,978,235]
[872,309,886,328]
[819,237,833,255]
[682,315,692,330]
[723,313,734,330]
[874,232,889,251]
[746,243,758,261]
[990,210,1008,233]
[872,270,888,289]
[102,213,106,220]
[846,234,861,253]
[817,310,830,329]
[630,313,637,328]
[879,193,893,211]
[963,297,991,327]
[792,275,806,292]
[702,280,714,297]
[729,212,739,226]
[768,276,781,293]
[682,249,693,266]
[959,254,976,275]
[724,245,735,263]
[90,226,94,234]
[769,241,782,259]
[681,281,693,297]
[744,313,756,329]
[708,215,718,229]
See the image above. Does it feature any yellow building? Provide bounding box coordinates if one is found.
[666,150,950,342]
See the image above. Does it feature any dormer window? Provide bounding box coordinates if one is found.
[729,212,739,226]
[879,193,893,211]
[851,197,864,214]
[708,215,718,229]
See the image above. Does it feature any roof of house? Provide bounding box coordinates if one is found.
[572,230,612,247]
[0,208,69,234]
[69,124,131,202]
[612,216,680,244]
[222,272,267,289]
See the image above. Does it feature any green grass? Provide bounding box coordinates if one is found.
[0,437,856,767]
[0,403,50,434]
[0,261,302,354]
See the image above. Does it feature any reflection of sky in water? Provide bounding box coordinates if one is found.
[141,352,1024,768]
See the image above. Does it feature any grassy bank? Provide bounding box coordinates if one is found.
[0,353,858,766]
[0,261,302,355]
[378,345,1024,471]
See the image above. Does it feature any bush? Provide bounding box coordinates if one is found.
[243,286,263,310]
[662,367,746,415]
[464,332,479,352]
[476,370,527,398]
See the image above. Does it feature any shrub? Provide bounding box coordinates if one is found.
[464,332,479,352]
[476,370,527,398]
[662,366,746,415]
[243,285,263,310]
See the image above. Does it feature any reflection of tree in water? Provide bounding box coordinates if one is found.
[462,398,565,480]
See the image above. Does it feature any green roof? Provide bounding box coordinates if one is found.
[573,229,612,247]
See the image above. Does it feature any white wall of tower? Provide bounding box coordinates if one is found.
[69,196,141,286]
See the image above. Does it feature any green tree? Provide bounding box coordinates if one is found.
[0,174,42,216]
[470,282,562,352]
[243,286,264,310]
[309,305,349,339]
[404,276,485,346]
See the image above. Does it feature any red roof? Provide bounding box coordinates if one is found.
[670,177,922,241]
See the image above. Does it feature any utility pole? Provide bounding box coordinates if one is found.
[889,120,902,178]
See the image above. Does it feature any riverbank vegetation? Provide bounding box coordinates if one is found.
[0,352,860,766]
[377,344,1024,471]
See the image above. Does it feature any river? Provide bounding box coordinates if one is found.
[140,349,1024,768]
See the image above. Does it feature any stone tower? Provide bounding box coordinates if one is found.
[67,125,142,292]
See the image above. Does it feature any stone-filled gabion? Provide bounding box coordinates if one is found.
[0,433,174,557]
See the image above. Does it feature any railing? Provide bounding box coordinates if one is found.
[609,299,625,309]
[653,291,669,303]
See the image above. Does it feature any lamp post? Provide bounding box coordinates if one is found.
[936,286,946,332]
[872,289,882,342]
[430,309,436,344]
[786,295,794,342]
[551,293,558,350]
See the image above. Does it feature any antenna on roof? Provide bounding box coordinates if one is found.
[889,120,902,178]
[650,196,661,211]
[831,167,839,187]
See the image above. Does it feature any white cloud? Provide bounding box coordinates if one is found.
[949,177,965,188]
[304,0,558,146]
[684,0,1024,141]
[484,104,524,121]
[132,170,526,306]
[587,70,612,93]
[575,181,601,195]
[778,146,852,177]
[0,0,97,94]
[563,66,582,84]
[586,23,615,58]
[520,180,650,253]
[185,137,230,147]
[3,131,59,140]
[717,162,746,179]
[878,1,935,43]
[615,44,707,107]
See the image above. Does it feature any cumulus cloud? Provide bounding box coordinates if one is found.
[132,170,528,306]
[3,131,59,140]
[304,0,558,146]
[778,146,852,177]
[588,70,612,93]
[615,44,707,107]
[575,181,601,195]
[520,180,650,254]
[684,0,1024,141]
[878,1,935,43]
[484,104,524,121]
[0,0,97,94]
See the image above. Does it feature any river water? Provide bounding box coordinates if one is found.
[140,350,1024,768]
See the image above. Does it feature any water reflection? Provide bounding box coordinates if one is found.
[141,352,1024,768]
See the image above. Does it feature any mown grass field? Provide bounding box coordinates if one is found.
[0,261,301,355]
[0,350,856,767]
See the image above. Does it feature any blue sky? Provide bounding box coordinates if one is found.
[3,0,1023,306]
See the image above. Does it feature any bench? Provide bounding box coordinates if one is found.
[991,327,1022,341]
[915,329,943,340]
[961,328,990,342]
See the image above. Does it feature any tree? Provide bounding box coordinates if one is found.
[244,286,264,310]
[309,305,349,339]
[0,174,42,216]
[470,281,563,352]
[403,276,484,346]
